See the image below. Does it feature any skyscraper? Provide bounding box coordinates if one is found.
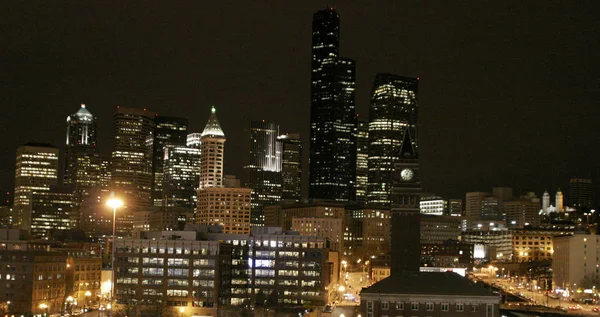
[152,116,188,206]
[355,120,368,203]
[309,7,356,202]
[244,120,282,225]
[110,107,155,209]
[568,177,593,209]
[162,145,200,209]
[186,132,202,149]
[367,74,418,206]
[278,133,302,202]
[30,187,77,239]
[196,107,251,234]
[13,143,59,228]
[64,104,101,202]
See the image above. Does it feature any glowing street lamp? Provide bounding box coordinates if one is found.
[179,307,185,317]
[106,195,123,317]
[39,303,48,317]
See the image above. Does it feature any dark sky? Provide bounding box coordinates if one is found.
[2,1,599,201]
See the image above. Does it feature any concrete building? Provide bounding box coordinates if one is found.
[29,188,77,239]
[161,145,200,209]
[421,241,474,269]
[13,143,59,228]
[360,272,501,317]
[553,233,598,291]
[504,200,541,229]
[569,177,593,209]
[462,229,513,262]
[278,133,302,203]
[448,199,463,216]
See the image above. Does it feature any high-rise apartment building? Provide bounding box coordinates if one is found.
[367,74,418,206]
[244,121,282,225]
[64,104,101,202]
[196,107,251,234]
[13,143,59,228]
[355,120,368,203]
[162,145,201,209]
[110,107,155,209]
[568,177,593,209]
[278,134,302,202]
[152,116,188,206]
[309,7,356,202]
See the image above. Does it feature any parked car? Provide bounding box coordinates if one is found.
[568,305,582,311]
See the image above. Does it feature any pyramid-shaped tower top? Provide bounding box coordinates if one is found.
[75,104,93,118]
[201,106,225,138]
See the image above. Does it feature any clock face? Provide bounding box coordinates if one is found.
[400,168,414,181]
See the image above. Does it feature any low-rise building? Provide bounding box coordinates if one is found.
[420,215,463,244]
[462,229,512,262]
[421,240,474,269]
[360,272,501,317]
[511,227,575,262]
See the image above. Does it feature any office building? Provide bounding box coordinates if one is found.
[420,196,447,216]
[64,249,103,307]
[243,120,282,225]
[13,143,59,228]
[553,233,598,291]
[64,104,102,202]
[29,188,77,239]
[291,217,343,252]
[462,229,512,262]
[421,241,474,269]
[263,202,346,232]
[569,177,593,209]
[504,199,541,228]
[110,107,155,209]
[448,199,463,216]
[277,133,302,203]
[420,215,463,244]
[360,272,501,317]
[196,187,251,234]
[309,7,356,202]
[196,107,251,234]
[152,116,188,206]
[367,74,419,206]
[162,145,201,209]
[186,132,201,149]
[511,228,575,262]
[355,120,369,203]
[556,189,564,212]
[465,192,490,220]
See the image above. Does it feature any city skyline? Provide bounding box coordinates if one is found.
[1,1,599,200]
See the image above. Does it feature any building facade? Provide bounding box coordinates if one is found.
[355,120,369,203]
[568,177,593,209]
[291,217,343,252]
[152,116,188,206]
[367,74,418,206]
[244,120,282,225]
[309,7,356,202]
[30,188,77,239]
[196,187,251,235]
[110,107,155,209]
[14,143,59,228]
[277,134,302,203]
[360,272,501,317]
[504,200,541,228]
[162,145,200,209]
[64,104,101,203]
[511,228,575,263]
[420,196,447,216]
[552,233,598,291]
[420,215,463,244]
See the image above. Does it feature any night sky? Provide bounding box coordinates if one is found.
[2,1,599,201]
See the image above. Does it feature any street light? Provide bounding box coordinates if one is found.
[85,291,92,310]
[66,296,74,314]
[40,303,48,317]
[107,195,123,317]
[179,307,185,317]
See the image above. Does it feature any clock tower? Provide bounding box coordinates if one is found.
[390,127,421,274]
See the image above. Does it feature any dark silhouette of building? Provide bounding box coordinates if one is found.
[568,177,593,209]
[244,120,282,225]
[161,145,200,209]
[355,120,368,203]
[386,74,420,274]
[152,116,188,206]
[367,74,418,206]
[277,133,302,203]
[309,7,356,202]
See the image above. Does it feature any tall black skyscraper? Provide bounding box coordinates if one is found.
[568,177,593,209]
[278,133,302,202]
[152,116,188,206]
[244,120,282,225]
[64,104,102,202]
[309,7,356,202]
[367,74,419,206]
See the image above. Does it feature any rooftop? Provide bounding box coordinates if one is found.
[361,271,497,297]
[201,106,225,138]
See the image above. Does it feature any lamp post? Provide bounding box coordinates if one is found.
[107,196,123,317]
[179,307,185,317]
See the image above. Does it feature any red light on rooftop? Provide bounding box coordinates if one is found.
[417,77,420,80]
